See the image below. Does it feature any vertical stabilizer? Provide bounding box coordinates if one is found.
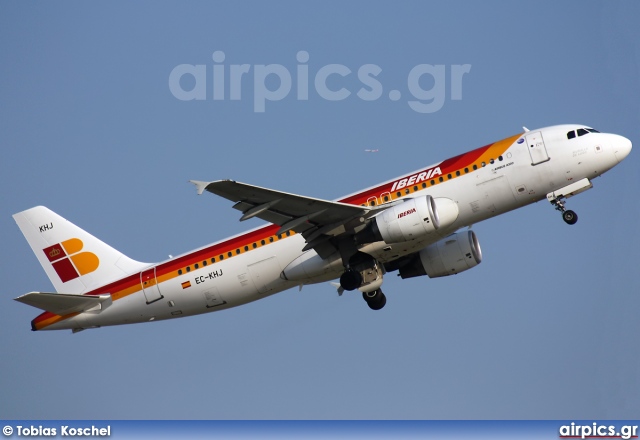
[13,206,149,294]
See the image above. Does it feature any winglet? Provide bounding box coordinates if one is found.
[189,180,210,196]
[330,282,344,296]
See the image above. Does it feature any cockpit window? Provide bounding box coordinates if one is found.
[568,128,599,139]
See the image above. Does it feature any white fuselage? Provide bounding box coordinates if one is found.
[42,124,632,331]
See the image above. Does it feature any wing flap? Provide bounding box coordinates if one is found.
[15,292,112,315]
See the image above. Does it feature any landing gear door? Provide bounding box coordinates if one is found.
[525,131,550,165]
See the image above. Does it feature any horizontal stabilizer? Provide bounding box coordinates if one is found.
[14,292,112,316]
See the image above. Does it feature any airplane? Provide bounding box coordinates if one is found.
[13,124,632,332]
[365,149,380,153]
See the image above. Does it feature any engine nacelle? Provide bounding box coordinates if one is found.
[360,195,459,245]
[397,230,482,279]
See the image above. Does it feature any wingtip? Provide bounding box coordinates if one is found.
[330,282,344,296]
[189,180,210,196]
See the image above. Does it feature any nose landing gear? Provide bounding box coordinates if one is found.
[546,178,593,225]
[562,209,578,225]
[549,196,578,225]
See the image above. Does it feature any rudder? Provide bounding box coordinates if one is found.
[13,206,149,294]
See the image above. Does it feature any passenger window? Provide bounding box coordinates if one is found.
[577,128,589,137]
[567,130,576,139]
[178,269,182,275]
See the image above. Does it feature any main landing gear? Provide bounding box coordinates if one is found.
[549,196,578,225]
[362,289,386,310]
[339,269,362,292]
[339,252,387,310]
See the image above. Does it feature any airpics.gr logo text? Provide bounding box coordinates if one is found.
[43,238,99,283]
[168,51,471,113]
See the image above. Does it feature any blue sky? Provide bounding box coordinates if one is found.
[1,1,639,419]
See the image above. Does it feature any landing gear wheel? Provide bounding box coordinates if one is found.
[562,210,578,225]
[340,269,362,291]
[549,195,578,225]
[363,290,386,310]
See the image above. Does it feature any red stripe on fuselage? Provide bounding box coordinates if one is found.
[340,143,492,205]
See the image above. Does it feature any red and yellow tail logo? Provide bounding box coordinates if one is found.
[43,238,99,282]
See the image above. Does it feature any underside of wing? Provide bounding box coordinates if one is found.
[190,180,393,256]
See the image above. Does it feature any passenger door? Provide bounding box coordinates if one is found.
[140,267,163,304]
[525,131,550,165]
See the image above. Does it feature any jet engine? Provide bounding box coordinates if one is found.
[389,230,482,279]
[356,195,460,245]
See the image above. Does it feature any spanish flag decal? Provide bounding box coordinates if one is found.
[181,281,191,289]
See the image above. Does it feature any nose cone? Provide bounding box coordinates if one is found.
[614,135,632,163]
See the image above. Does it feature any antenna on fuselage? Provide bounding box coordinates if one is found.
[523,126,530,132]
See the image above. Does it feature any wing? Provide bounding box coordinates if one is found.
[190,180,392,256]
